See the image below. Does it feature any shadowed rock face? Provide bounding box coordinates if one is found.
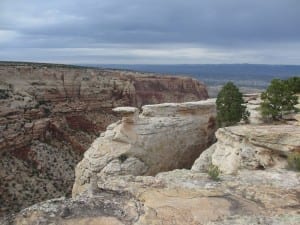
[0,63,208,216]
[72,100,217,196]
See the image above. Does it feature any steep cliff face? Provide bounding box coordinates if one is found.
[0,63,208,216]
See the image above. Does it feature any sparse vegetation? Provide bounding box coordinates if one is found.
[260,79,298,121]
[207,164,221,181]
[216,82,249,127]
[118,154,128,163]
[286,76,300,94]
[0,89,9,99]
[287,152,300,171]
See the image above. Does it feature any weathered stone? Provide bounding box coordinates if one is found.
[112,107,139,123]
[191,143,216,172]
[3,169,300,225]
[242,93,264,124]
[193,124,300,174]
[72,99,217,196]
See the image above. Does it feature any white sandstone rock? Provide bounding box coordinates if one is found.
[73,99,216,195]
[193,124,300,174]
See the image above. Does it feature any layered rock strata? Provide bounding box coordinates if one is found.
[73,99,217,195]
[0,63,208,216]
[192,124,300,174]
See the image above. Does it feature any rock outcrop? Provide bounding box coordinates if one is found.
[243,93,264,124]
[73,100,216,195]
[0,62,208,216]
[3,169,300,225]
[2,106,299,224]
[192,124,300,174]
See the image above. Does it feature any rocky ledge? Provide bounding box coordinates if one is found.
[3,169,299,225]
[192,124,300,174]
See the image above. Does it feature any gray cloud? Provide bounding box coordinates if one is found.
[0,0,300,64]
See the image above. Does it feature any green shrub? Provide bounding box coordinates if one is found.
[0,89,9,99]
[287,152,300,171]
[216,82,249,127]
[118,154,128,163]
[208,164,221,181]
[260,79,298,121]
[286,76,300,94]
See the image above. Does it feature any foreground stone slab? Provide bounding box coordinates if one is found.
[73,99,217,195]
[3,169,299,225]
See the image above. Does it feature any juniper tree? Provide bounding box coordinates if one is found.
[260,79,298,121]
[216,82,248,127]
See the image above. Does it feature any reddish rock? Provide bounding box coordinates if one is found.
[0,62,209,216]
[65,115,96,134]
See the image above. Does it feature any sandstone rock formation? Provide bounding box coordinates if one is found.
[243,93,264,124]
[192,124,300,174]
[0,62,208,216]
[244,93,300,125]
[73,100,216,195]
[3,169,300,225]
[2,102,299,224]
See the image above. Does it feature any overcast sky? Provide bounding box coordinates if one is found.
[0,0,300,64]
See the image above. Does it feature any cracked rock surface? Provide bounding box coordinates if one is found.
[193,124,300,174]
[3,169,299,225]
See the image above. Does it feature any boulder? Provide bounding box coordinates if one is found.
[72,99,216,196]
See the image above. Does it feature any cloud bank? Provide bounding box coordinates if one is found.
[0,0,299,64]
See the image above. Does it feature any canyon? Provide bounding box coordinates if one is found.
[1,63,299,225]
[0,63,208,216]
[2,100,299,225]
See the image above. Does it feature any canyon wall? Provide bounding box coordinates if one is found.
[0,63,208,216]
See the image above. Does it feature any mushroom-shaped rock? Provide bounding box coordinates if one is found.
[113,107,139,123]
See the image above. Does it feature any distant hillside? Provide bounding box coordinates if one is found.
[87,64,300,89]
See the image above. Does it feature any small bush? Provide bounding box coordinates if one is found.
[0,89,9,99]
[287,152,300,171]
[208,164,221,181]
[118,154,128,163]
